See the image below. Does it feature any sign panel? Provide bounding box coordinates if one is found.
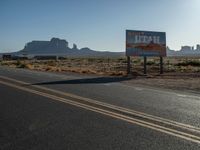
[126,30,166,56]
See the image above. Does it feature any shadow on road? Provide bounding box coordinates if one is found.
[32,76,131,85]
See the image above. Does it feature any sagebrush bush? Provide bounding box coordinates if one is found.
[176,60,200,67]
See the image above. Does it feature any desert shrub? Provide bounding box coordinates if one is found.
[25,64,34,69]
[16,60,25,68]
[15,61,33,69]
[45,66,54,71]
[176,60,200,67]
[0,60,3,65]
[17,63,26,68]
[46,60,56,66]
[147,61,156,65]
[132,58,141,64]
[97,58,104,63]
[117,58,124,62]
[88,58,96,62]
[121,59,127,63]
[16,60,21,66]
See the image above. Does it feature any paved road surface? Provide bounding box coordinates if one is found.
[0,66,200,149]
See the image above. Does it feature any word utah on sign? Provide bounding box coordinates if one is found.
[126,30,166,57]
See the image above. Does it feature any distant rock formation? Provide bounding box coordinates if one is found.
[13,38,124,57]
[20,38,69,54]
[167,44,200,56]
[72,43,78,50]
[3,37,199,57]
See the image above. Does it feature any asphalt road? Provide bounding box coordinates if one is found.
[0,66,200,149]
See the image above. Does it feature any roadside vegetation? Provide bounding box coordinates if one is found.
[0,57,200,76]
[1,57,200,92]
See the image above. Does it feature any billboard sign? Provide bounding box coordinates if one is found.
[126,30,166,56]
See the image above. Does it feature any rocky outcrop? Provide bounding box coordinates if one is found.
[167,45,200,56]
[14,38,124,57]
[20,38,69,54]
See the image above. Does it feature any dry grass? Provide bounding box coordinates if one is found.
[1,57,200,76]
[1,57,200,92]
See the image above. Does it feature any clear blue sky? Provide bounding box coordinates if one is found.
[0,0,199,52]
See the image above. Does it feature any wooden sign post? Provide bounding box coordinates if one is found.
[127,56,131,74]
[160,56,163,74]
[144,56,147,74]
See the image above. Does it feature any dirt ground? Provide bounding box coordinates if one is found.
[124,73,200,93]
[0,57,199,93]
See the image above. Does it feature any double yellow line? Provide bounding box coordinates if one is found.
[0,75,200,144]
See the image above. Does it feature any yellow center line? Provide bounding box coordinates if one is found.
[0,79,200,144]
[0,75,200,134]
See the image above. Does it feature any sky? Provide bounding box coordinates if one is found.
[0,0,200,52]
